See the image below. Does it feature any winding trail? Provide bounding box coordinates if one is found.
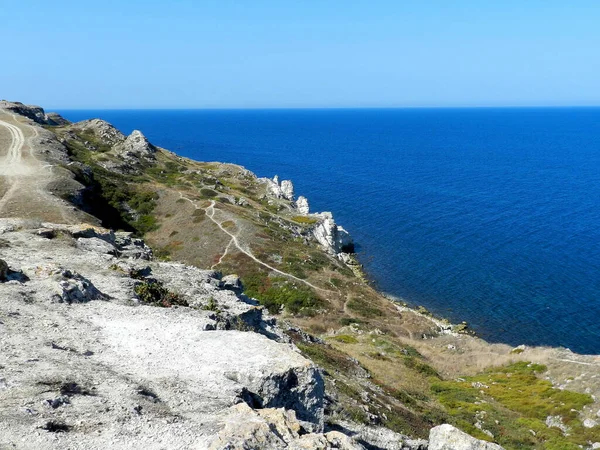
[0,109,78,223]
[179,193,331,293]
[0,117,25,168]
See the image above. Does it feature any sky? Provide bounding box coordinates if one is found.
[2,0,599,109]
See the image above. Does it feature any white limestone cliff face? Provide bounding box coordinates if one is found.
[280,179,295,200]
[296,196,310,214]
[312,211,354,256]
[262,175,296,201]
[259,175,354,258]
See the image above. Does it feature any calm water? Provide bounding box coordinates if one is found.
[58,108,600,354]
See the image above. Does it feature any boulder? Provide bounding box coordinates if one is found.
[208,403,363,450]
[429,424,505,450]
[49,269,107,304]
[221,274,243,292]
[76,237,117,255]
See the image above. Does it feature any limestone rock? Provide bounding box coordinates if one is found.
[429,424,505,450]
[262,175,296,201]
[545,415,570,434]
[1,101,56,125]
[0,258,8,281]
[296,196,310,215]
[49,269,107,304]
[114,231,153,260]
[71,119,126,147]
[0,221,328,448]
[337,421,428,450]
[313,212,354,256]
[281,180,295,200]
[209,404,363,450]
[116,130,157,160]
[77,237,116,255]
[45,112,70,126]
[221,274,243,292]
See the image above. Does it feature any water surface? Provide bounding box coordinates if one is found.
[59,108,600,354]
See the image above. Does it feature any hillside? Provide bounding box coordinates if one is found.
[1,101,599,449]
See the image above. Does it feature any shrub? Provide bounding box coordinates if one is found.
[200,188,218,198]
[134,280,187,308]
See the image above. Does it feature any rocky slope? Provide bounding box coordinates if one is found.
[2,101,600,449]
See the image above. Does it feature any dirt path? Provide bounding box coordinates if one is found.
[179,194,332,293]
[0,110,77,223]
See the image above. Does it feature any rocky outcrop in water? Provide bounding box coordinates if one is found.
[313,211,354,256]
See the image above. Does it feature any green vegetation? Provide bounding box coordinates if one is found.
[200,188,218,198]
[60,132,159,235]
[281,251,330,280]
[339,317,364,326]
[134,279,187,308]
[243,272,321,315]
[291,215,317,225]
[202,297,219,312]
[431,362,599,448]
[346,297,384,318]
[330,334,359,344]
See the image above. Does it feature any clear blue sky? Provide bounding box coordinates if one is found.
[2,0,599,109]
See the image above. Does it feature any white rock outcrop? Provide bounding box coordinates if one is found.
[262,175,296,201]
[429,424,505,450]
[280,179,295,200]
[208,403,363,449]
[313,212,354,256]
[72,118,126,146]
[296,196,310,215]
[116,130,157,160]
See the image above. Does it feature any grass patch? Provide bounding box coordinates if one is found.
[347,297,384,318]
[242,272,322,315]
[431,362,599,448]
[291,216,317,225]
[330,334,359,344]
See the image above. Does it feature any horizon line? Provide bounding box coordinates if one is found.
[47,104,600,111]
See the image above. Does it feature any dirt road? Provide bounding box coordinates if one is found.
[0,109,79,223]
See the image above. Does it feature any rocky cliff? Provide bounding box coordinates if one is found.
[2,101,600,449]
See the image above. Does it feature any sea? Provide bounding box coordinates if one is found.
[57,108,600,355]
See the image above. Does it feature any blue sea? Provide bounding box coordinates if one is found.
[58,108,600,354]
